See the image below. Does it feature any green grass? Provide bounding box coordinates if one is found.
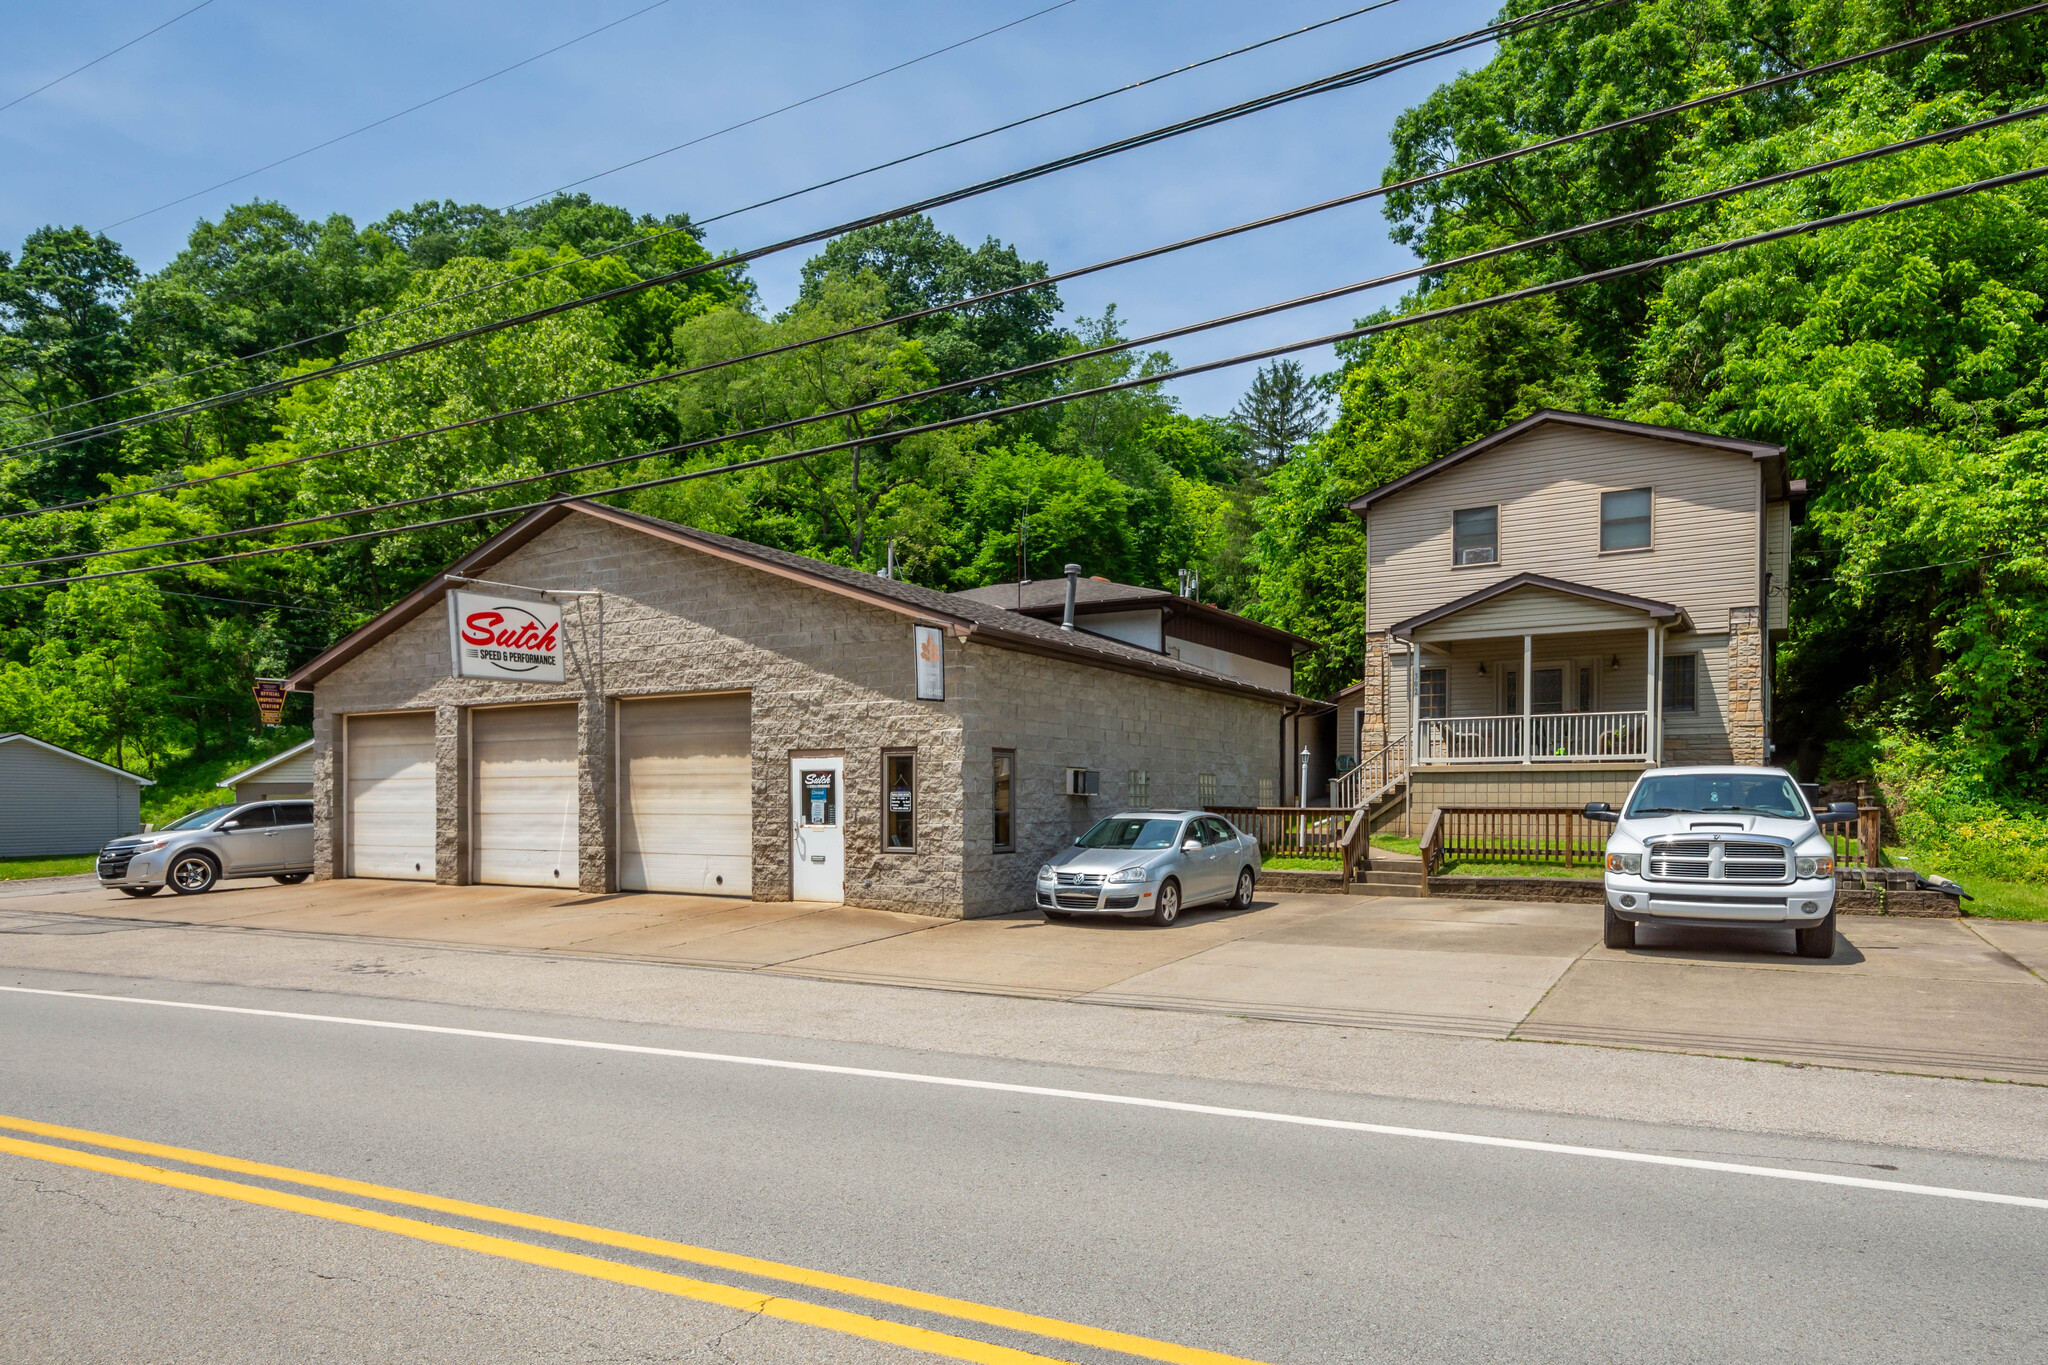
[1264,855,1341,871]
[1370,834,1421,857]
[141,727,311,826]
[1434,860,1600,881]
[0,855,96,881]
[1887,847,2048,921]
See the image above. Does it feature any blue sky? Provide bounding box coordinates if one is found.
[2,0,1505,416]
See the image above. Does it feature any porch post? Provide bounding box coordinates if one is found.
[1645,624,1659,764]
[1408,637,1420,761]
[1520,633,1533,765]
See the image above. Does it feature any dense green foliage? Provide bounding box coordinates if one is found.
[3,0,2045,888]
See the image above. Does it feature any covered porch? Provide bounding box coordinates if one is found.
[1390,573,1691,768]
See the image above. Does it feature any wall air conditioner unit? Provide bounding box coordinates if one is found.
[1064,768,1100,797]
[1459,548,1497,566]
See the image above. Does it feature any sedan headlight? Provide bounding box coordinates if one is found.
[1036,864,1055,881]
[1107,865,1150,884]
[1606,852,1641,875]
[1795,855,1834,878]
[124,838,170,853]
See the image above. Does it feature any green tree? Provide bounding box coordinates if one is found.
[1229,359,1327,468]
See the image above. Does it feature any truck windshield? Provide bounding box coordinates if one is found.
[1625,774,1805,818]
[1078,818,1183,850]
[161,804,235,831]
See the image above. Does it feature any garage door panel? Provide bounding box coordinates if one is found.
[619,695,751,896]
[472,704,580,888]
[345,712,436,881]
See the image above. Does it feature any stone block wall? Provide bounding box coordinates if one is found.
[1355,633,1389,757]
[1725,607,1767,765]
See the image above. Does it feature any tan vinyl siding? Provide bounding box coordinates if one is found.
[1367,426,1763,634]
[1410,585,1648,640]
[1765,500,1791,631]
[1404,632,1653,717]
[1662,634,1734,762]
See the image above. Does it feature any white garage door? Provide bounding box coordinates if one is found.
[618,693,751,896]
[345,712,436,880]
[471,703,580,887]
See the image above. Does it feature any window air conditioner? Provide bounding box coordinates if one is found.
[1460,548,1496,566]
[1064,768,1100,797]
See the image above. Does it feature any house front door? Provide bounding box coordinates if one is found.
[790,757,844,903]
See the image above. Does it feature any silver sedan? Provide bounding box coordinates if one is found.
[1034,810,1262,925]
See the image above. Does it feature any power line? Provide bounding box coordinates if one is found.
[18,0,1407,430]
[10,160,2042,592]
[11,13,2041,525]
[98,0,679,232]
[515,0,1408,212]
[150,587,365,618]
[504,0,1089,208]
[0,0,219,116]
[1835,547,2038,580]
[6,0,1619,457]
[15,104,2040,570]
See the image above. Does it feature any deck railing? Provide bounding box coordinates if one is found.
[1328,737,1407,809]
[1415,711,1649,764]
[1420,806,1609,875]
[1208,806,1346,856]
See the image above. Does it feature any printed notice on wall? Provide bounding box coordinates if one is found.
[448,590,566,683]
[914,624,944,700]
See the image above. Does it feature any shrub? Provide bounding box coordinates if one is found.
[1877,732,2048,883]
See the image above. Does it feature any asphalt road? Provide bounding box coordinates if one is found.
[3,968,2044,1364]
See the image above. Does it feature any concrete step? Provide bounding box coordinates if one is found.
[1362,870,1425,888]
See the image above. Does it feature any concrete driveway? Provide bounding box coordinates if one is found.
[4,874,2044,1083]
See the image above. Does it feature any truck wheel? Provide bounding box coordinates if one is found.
[1795,910,1837,959]
[167,854,218,895]
[1603,903,1635,950]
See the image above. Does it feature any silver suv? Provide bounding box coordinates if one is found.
[1586,767,1854,958]
[96,801,316,897]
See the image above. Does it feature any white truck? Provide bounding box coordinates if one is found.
[1585,767,1857,958]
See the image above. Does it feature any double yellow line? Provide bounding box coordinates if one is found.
[0,1113,1270,1365]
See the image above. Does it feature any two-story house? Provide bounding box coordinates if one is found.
[1335,411,1800,826]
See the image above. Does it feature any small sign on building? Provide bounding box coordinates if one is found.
[448,590,566,684]
[914,624,944,700]
[251,679,288,726]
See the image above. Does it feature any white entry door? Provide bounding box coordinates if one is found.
[345,712,436,880]
[471,703,580,887]
[617,693,752,897]
[790,757,843,903]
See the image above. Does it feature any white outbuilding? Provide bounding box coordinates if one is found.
[0,733,152,858]
[217,739,316,803]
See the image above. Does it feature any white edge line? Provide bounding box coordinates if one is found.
[5,984,2043,1211]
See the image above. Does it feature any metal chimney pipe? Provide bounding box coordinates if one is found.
[1062,563,1081,631]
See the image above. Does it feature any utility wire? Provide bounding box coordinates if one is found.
[12,13,2043,525]
[7,0,1618,457]
[10,160,2043,592]
[21,0,1408,428]
[15,104,2042,571]
[98,0,678,232]
[0,0,219,116]
[150,587,365,617]
[504,0,1089,207]
[1835,547,2038,579]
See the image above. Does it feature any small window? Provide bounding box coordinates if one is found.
[1452,506,1498,565]
[1418,667,1448,720]
[992,751,1015,852]
[1128,769,1149,806]
[1601,488,1653,551]
[1501,667,1519,716]
[1197,773,1217,809]
[1663,655,1697,713]
[883,751,915,850]
[1578,666,1594,713]
[277,803,314,826]
[1258,777,1275,806]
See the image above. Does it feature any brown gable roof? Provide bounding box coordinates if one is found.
[1386,572,1691,637]
[951,578,1320,655]
[1346,410,1787,515]
[287,500,1325,707]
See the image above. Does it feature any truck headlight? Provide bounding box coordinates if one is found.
[1107,866,1149,884]
[1607,853,1641,875]
[1795,855,1833,878]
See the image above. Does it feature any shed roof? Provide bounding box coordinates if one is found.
[0,733,154,784]
[286,501,1327,709]
[1346,410,1788,515]
[216,739,315,789]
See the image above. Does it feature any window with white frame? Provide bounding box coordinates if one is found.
[1452,505,1498,565]
[1601,488,1653,551]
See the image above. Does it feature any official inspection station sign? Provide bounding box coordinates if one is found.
[448,590,566,683]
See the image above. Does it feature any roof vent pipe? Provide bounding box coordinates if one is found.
[1062,564,1081,631]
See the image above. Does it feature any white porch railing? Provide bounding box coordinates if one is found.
[1415,711,1649,764]
[1329,737,1406,809]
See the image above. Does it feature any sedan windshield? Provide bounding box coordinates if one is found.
[1625,774,1805,818]
[161,804,235,831]
[1078,817,1184,850]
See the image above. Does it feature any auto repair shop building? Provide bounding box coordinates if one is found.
[286,500,1321,919]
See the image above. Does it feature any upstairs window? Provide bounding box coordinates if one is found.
[1452,506,1498,565]
[1601,488,1653,551]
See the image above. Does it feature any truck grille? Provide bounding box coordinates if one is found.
[1646,838,1790,884]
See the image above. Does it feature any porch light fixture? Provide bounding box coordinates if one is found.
[1608,653,1622,671]
[1477,661,1488,677]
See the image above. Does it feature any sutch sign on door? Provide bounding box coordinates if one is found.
[447,590,566,683]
